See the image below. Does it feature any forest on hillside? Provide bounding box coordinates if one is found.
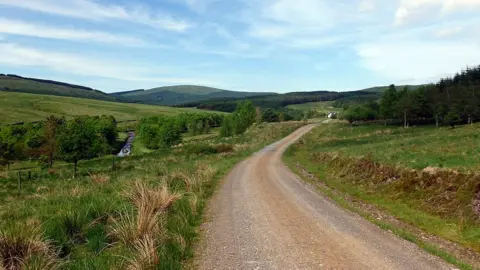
[341,66,480,128]
[179,90,378,112]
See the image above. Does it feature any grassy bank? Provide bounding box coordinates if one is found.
[0,122,304,269]
[284,123,480,268]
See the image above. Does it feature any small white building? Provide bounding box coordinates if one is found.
[327,112,337,119]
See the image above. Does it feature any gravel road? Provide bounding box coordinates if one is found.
[196,124,455,270]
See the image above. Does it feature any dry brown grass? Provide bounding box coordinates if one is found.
[128,181,181,214]
[89,173,110,184]
[0,228,60,270]
[111,181,182,268]
[0,171,7,179]
[168,164,217,193]
[125,236,159,270]
[312,152,480,219]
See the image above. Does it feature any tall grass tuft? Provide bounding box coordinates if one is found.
[89,173,109,184]
[125,236,159,270]
[0,228,61,270]
[111,181,182,268]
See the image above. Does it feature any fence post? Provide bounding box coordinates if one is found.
[17,171,21,195]
[28,171,31,180]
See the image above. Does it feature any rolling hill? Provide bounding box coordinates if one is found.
[111,85,274,105]
[0,92,214,124]
[0,74,116,101]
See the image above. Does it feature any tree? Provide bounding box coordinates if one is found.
[220,100,257,137]
[220,115,234,137]
[236,100,256,134]
[342,105,377,126]
[444,110,462,129]
[156,120,182,149]
[262,109,279,122]
[396,87,419,128]
[94,115,117,146]
[379,84,398,124]
[0,127,16,170]
[44,115,65,168]
[57,117,110,178]
[255,107,262,124]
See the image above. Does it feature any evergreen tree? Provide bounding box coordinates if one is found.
[379,84,398,124]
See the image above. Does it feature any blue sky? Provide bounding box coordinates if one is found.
[0,0,480,93]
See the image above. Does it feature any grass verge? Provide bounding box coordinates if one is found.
[0,121,305,269]
[284,123,480,269]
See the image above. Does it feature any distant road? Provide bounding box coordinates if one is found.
[196,124,452,269]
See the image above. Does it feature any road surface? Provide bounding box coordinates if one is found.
[196,124,454,270]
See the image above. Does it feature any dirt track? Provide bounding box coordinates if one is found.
[196,124,454,270]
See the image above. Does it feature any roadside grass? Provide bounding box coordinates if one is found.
[0,122,305,269]
[308,123,480,171]
[285,160,473,270]
[284,122,480,268]
[0,92,215,124]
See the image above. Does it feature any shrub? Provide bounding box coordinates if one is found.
[214,144,234,153]
[0,227,61,270]
[184,144,217,155]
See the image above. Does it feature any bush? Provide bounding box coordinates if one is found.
[184,144,217,155]
[214,144,234,153]
[184,143,234,155]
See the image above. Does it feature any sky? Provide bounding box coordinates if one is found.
[0,0,480,93]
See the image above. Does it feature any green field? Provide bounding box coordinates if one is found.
[287,101,342,114]
[299,123,480,171]
[285,123,480,267]
[0,92,212,124]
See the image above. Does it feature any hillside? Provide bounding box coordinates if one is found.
[0,74,115,101]
[112,85,273,105]
[180,90,379,112]
[359,85,423,93]
[0,92,212,124]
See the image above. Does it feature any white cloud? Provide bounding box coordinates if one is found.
[0,19,149,46]
[433,26,463,37]
[443,0,480,12]
[245,0,361,49]
[356,40,480,83]
[0,0,192,32]
[0,42,213,85]
[264,0,338,26]
[395,0,480,25]
[175,0,220,13]
[359,0,376,12]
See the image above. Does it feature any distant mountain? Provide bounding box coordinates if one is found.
[0,73,424,112]
[0,74,116,101]
[111,85,274,106]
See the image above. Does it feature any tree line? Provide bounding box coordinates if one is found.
[138,112,224,150]
[179,90,377,112]
[0,115,118,177]
[341,66,480,128]
[139,101,305,149]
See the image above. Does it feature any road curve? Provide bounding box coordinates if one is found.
[196,124,454,270]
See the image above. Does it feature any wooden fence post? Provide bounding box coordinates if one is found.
[17,171,21,195]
